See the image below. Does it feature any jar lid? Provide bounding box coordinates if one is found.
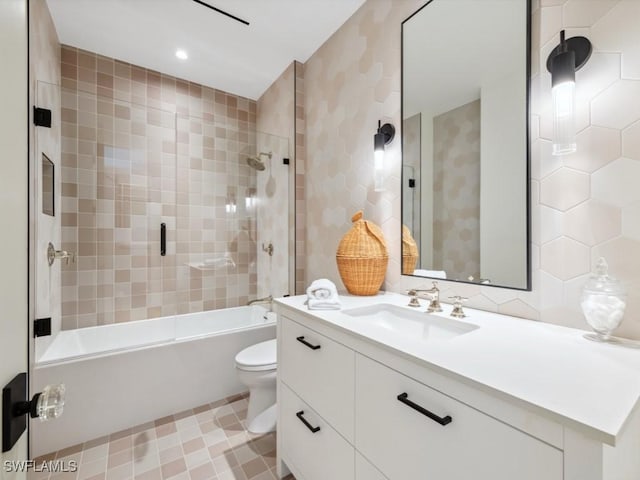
[583,257,626,295]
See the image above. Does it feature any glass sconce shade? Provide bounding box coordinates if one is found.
[373,122,395,192]
[374,131,386,191]
[546,31,592,156]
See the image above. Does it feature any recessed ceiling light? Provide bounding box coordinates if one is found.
[175,49,188,60]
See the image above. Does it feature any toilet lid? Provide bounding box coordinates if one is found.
[235,339,277,371]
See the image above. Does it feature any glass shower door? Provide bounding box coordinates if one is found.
[59,88,178,331]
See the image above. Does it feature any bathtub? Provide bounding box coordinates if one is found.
[31,305,276,457]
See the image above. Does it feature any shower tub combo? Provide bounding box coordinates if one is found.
[32,305,275,457]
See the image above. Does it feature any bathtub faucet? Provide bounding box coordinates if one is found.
[247,295,273,306]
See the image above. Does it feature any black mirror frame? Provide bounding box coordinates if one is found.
[400,0,532,292]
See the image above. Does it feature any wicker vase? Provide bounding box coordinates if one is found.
[336,211,389,296]
[402,225,418,275]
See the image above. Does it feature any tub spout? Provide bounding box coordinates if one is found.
[248,295,273,306]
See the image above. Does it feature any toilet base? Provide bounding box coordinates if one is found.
[247,403,277,434]
[237,368,277,434]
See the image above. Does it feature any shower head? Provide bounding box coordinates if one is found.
[246,152,272,171]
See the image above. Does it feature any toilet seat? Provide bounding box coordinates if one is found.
[235,339,277,371]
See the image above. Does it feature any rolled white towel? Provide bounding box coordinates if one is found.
[307,279,341,310]
[307,278,337,299]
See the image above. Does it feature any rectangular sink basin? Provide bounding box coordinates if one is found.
[342,303,478,342]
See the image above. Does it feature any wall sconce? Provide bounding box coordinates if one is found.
[546,30,592,156]
[374,120,395,191]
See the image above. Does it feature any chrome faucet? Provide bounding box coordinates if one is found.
[247,295,273,306]
[406,281,442,312]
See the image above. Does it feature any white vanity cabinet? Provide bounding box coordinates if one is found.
[279,317,355,440]
[275,294,640,480]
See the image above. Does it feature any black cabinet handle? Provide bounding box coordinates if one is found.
[397,392,452,426]
[296,410,320,433]
[160,223,166,256]
[296,336,321,350]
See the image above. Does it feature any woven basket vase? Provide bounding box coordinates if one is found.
[402,224,419,275]
[336,211,389,296]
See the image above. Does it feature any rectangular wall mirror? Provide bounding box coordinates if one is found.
[42,153,55,217]
[401,0,530,290]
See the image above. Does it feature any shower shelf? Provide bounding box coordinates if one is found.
[186,258,236,271]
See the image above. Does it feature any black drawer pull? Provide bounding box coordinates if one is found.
[296,336,321,350]
[296,410,320,433]
[397,392,452,426]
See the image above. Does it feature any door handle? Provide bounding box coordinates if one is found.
[2,373,65,452]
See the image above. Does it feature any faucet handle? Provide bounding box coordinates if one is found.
[405,290,421,308]
[448,296,468,318]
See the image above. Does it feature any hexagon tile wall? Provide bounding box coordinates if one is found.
[303,0,640,340]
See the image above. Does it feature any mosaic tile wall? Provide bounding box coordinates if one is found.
[304,0,640,340]
[60,45,257,329]
[432,99,481,280]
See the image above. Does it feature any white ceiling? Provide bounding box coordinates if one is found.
[46,0,366,100]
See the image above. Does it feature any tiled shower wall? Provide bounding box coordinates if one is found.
[60,45,257,329]
[304,0,640,340]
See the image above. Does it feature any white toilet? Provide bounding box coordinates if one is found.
[235,338,277,434]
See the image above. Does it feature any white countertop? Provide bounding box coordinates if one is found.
[275,291,640,446]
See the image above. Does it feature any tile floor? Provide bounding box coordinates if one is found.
[29,393,295,480]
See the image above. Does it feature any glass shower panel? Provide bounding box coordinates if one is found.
[175,113,260,313]
[33,80,62,362]
[59,86,177,334]
[256,131,290,299]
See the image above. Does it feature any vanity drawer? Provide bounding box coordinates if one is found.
[280,383,354,480]
[280,316,355,440]
[356,452,388,480]
[355,354,562,480]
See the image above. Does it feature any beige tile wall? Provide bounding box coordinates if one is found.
[295,61,306,295]
[304,0,640,340]
[60,45,257,329]
[304,0,423,292]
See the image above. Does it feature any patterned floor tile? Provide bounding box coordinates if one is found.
[29,393,294,480]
